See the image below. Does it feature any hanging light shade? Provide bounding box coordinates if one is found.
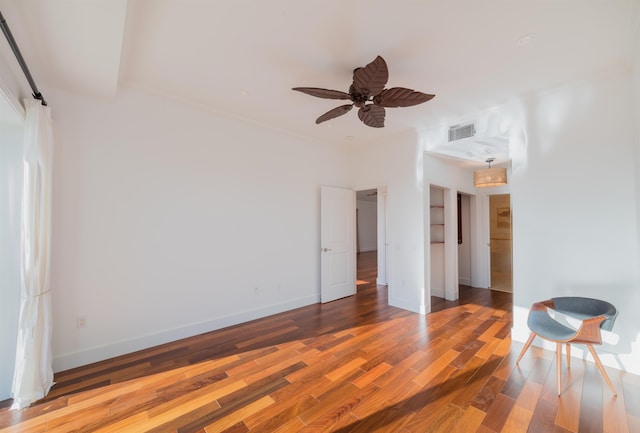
[474,158,507,188]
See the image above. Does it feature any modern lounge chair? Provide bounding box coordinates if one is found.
[516,296,618,396]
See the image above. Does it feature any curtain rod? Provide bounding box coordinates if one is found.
[0,10,46,106]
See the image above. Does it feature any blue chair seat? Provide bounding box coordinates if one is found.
[527,310,576,341]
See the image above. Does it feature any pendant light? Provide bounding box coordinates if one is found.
[474,158,507,188]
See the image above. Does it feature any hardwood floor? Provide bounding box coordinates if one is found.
[1,251,638,432]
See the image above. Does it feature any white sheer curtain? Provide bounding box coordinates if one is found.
[11,99,54,410]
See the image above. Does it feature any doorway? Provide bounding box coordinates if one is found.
[457,193,472,287]
[489,194,513,292]
[355,188,386,290]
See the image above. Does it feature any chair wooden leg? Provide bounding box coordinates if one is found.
[516,332,537,365]
[586,344,617,397]
[556,342,562,396]
[566,343,571,369]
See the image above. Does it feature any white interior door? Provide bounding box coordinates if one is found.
[321,186,356,303]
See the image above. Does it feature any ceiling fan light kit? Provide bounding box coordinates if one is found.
[293,55,434,128]
[474,158,507,188]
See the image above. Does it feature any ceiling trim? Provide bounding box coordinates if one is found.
[0,72,25,123]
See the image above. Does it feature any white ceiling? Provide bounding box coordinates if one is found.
[1,0,638,164]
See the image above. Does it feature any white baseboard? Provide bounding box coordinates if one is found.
[459,277,471,286]
[388,295,427,315]
[431,287,445,298]
[52,294,320,372]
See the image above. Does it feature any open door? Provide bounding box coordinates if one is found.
[321,186,356,303]
[489,194,513,292]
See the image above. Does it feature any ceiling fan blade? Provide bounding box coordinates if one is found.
[358,105,385,128]
[292,87,351,100]
[373,87,435,107]
[316,104,353,124]
[352,55,388,96]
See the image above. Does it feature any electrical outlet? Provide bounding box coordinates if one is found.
[77,316,87,329]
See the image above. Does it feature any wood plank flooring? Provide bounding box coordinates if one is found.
[1,251,638,432]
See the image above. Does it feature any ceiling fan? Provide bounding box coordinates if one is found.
[293,55,435,128]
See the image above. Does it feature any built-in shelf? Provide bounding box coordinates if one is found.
[430,204,445,243]
[430,186,446,298]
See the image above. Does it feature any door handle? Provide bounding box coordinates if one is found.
[321,247,332,252]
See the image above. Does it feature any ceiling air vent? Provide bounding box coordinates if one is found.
[448,123,476,142]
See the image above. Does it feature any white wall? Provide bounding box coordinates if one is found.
[350,131,484,313]
[356,200,377,252]
[0,55,27,400]
[49,86,350,371]
[0,119,23,400]
[633,16,640,306]
[509,70,640,373]
[349,132,428,314]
